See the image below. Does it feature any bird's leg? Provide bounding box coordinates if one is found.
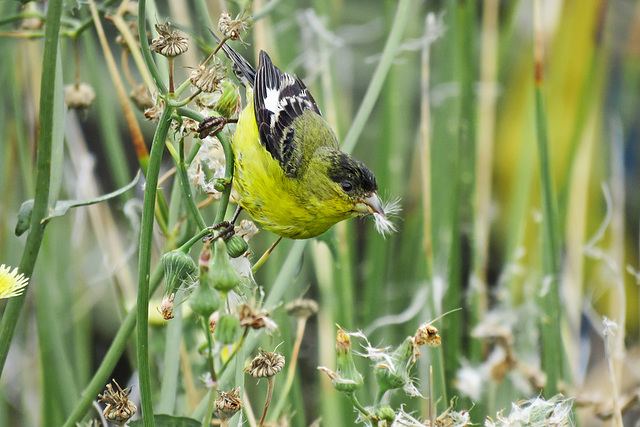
[197,117,238,139]
[203,205,244,243]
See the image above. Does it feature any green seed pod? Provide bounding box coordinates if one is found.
[189,280,221,319]
[210,239,241,293]
[215,314,240,344]
[162,250,197,297]
[226,235,248,258]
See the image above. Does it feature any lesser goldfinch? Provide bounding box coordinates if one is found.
[211,41,395,239]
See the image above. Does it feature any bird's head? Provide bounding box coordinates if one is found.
[313,149,386,220]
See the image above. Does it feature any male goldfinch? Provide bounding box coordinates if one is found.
[210,41,395,239]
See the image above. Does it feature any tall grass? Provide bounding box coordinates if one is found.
[0,0,638,426]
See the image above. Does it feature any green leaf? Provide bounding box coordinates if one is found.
[129,414,201,427]
[15,171,140,230]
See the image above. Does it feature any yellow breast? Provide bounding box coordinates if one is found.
[231,104,355,239]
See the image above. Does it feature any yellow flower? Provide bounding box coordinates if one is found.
[0,264,29,299]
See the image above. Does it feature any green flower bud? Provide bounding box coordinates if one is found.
[189,280,221,319]
[215,314,240,344]
[15,199,34,237]
[214,81,241,118]
[374,336,418,394]
[162,249,197,297]
[317,327,363,394]
[373,404,395,424]
[210,239,241,293]
[214,179,226,192]
[226,235,248,258]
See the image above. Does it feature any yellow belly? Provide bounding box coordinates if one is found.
[231,104,353,239]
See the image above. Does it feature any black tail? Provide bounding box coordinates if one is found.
[210,30,256,87]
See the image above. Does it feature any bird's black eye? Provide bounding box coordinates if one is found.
[340,182,353,192]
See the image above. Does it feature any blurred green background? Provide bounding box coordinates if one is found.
[1,0,639,425]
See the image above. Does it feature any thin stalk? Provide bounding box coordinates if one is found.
[0,0,63,376]
[165,137,207,229]
[63,266,165,427]
[533,0,563,396]
[342,0,414,154]
[257,376,275,427]
[138,0,168,94]
[269,317,307,421]
[87,0,170,233]
[136,105,175,427]
[220,327,250,375]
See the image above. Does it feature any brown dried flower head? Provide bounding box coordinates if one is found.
[214,387,243,421]
[64,83,96,110]
[190,64,226,93]
[244,348,285,378]
[218,11,250,42]
[150,22,188,57]
[98,380,137,426]
[415,323,441,347]
[159,293,175,320]
[238,303,275,330]
[285,298,319,319]
[144,98,165,122]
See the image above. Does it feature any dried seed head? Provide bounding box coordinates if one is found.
[64,83,96,110]
[218,11,250,42]
[150,22,188,57]
[234,220,259,241]
[244,349,285,378]
[190,64,226,93]
[415,323,441,347]
[285,299,319,320]
[98,380,137,426]
[214,387,243,421]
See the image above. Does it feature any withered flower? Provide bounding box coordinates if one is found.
[190,63,226,93]
[214,387,243,421]
[415,323,441,347]
[98,380,137,426]
[218,11,250,42]
[245,348,285,378]
[150,22,188,57]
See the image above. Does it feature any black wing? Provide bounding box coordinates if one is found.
[253,51,321,176]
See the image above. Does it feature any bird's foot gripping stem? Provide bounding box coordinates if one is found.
[203,206,243,243]
[197,116,238,139]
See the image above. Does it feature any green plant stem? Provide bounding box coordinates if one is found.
[349,394,371,418]
[219,327,250,375]
[0,0,63,377]
[165,137,207,229]
[137,105,175,427]
[62,265,164,427]
[342,0,413,154]
[138,0,168,94]
[533,0,563,396]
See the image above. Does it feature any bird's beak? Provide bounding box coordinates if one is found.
[354,193,387,219]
